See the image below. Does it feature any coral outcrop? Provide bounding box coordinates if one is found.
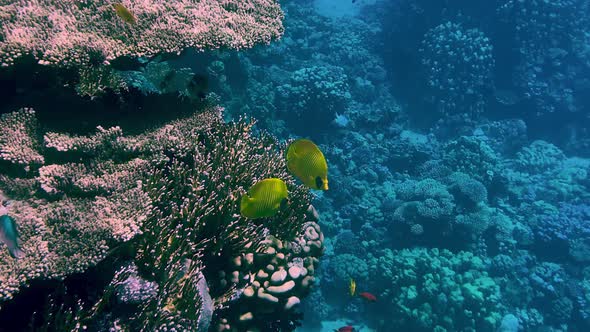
[0,0,284,68]
[0,106,322,331]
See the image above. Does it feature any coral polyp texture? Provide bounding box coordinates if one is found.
[369,248,503,332]
[0,0,284,67]
[0,106,322,331]
[420,21,494,117]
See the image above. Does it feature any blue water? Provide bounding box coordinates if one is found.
[1,0,590,331]
[228,0,589,331]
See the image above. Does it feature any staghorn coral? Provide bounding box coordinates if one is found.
[0,109,152,303]
[96,108,317,330]
[0,0,284,68]
[0,108,45,172]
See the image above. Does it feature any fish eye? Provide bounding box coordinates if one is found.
[315,176,323,189]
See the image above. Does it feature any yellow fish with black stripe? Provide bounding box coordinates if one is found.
[287,139,329,190]
[240,178,289,219]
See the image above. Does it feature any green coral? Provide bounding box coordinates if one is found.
[369,248,504,332]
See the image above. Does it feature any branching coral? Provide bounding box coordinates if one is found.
[393,178,455,229]
[498,0,588,114]
[123,109,318,330]
[0,0,284,68]
[0,108,45,171]
[534,202,590,262]
[0,109,150,303]
[0,107,323,331]
[514,140,566,174]
[442,136,498,185]
[445,172,488,208]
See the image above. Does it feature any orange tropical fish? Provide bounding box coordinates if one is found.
[359,291,377,302]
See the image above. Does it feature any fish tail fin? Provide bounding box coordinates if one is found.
[9,246,25,259]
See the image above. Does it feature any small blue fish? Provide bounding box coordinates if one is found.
[0,215,24,258]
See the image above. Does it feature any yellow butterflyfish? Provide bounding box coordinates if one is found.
[240,178,288,219]
[286,139,328,190]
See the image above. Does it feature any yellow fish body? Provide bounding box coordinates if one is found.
[240,178,289,219]
[349,278,356,296]
[112,3,136,25]
[286,139,328,190]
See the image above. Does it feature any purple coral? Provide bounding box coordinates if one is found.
[534,202,590,262]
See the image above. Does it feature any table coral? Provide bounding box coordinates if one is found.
[0,0,284,68]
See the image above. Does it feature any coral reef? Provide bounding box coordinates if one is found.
[0,106,323,331]
[3,0,590,331]
[420,21,494,117]
[0,0,284,68]
[368,248,503,332]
